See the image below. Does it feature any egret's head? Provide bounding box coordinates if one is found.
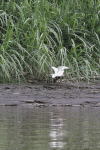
[50,74,56,78]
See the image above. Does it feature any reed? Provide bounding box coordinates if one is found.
[0,0,100,82]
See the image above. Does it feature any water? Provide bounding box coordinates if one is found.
[0,106,100,150]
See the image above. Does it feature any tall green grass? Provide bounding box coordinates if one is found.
[0,0,100,83]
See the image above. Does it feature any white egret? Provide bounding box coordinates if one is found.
[51,66,69,78]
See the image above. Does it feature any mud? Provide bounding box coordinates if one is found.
[0,80,100,107]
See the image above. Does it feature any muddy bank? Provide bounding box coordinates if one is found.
[0,80,100,107]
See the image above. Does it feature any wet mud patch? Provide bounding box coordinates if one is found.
[0,80,100,107]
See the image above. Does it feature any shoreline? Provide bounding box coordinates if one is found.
[0,81,100,107]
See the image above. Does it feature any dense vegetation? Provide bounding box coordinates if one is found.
[0,0,100,83]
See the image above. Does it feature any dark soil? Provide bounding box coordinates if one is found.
[0,80,100,107]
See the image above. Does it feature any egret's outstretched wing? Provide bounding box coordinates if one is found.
[52,66,58,73]
[58,66,69,71]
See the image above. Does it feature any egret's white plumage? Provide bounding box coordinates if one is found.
[51,66,69,78]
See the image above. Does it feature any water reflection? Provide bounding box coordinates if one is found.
[0,106,100,149]
[50,114,66,148]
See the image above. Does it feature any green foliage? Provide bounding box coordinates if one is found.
[0,0,100,82]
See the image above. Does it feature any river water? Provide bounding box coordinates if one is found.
[0,106,100,150]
